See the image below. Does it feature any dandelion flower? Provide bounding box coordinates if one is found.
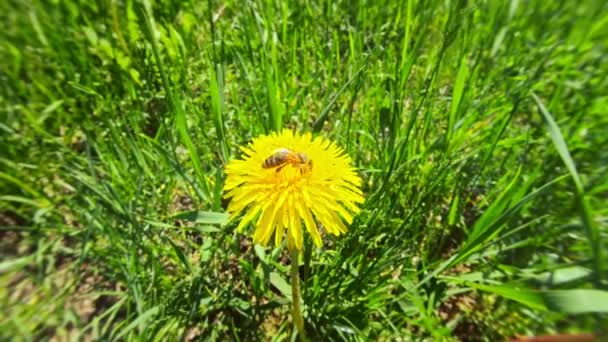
[223,129,364,251]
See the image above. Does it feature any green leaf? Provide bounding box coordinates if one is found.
[312,62,368,133]
[449,56,468,138]
[209,63,228,162]
[270,272,292,299]
[140,0,210,202]
[195,225,221,233]
[534,266,591,286]
[265,61,283,132]
[165,237,191,272]
[0,255,34,274]
[464,282,547,311]
[171,210,228,225]
[0,241,52,273]
[447,193,460,225]
[543,289,608,313]
[0,172,43,199]
[533,93,601,288]
[254,244,267,264]
[113,305,160,340]
[532,93,582,191]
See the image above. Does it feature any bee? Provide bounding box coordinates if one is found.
[262,148,312,173]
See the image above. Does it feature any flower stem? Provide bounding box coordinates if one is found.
[290,248,306,339]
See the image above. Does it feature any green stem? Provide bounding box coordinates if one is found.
[290,248,306,339]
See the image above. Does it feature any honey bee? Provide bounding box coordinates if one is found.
[262,148,312,173]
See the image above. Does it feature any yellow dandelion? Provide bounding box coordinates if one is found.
[223,129,364,251]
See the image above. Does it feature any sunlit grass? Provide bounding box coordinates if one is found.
[1,0,607,340]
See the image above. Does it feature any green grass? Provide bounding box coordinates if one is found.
[1,0,607,340]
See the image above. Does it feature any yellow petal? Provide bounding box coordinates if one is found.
[236,204,262,232]
[295,198,322,247]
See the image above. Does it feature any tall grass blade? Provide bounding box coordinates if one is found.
[112,306,160,340]
[448,55,468,142]
[210,63,228,162]
[532,93,601,288]
[460,281,547,311]
[139,0,211,203]
[312,62,368,133]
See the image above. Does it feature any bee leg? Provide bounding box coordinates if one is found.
[275,164,286,173]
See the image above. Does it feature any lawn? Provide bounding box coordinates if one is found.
[1,0,607,340]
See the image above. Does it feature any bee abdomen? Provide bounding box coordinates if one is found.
[262,149,290,169]
[262,155,283,168]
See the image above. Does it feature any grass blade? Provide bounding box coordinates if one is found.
[210,63,228,163]
[113,306,160,340]
[312,62,368,133]
[140,0,211,203]
[532,93,601,288]
[462,281,547,311]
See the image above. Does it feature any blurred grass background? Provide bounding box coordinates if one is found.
[1,0,607,340]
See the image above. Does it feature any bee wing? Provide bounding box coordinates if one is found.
[273,147,292,155]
